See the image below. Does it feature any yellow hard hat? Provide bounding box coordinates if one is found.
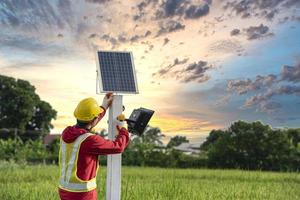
[74,97,104,122]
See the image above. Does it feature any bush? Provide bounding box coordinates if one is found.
[0,137,54,164]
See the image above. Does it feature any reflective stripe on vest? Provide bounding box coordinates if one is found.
[59,133,96,192]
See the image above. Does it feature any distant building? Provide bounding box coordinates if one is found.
[43,133,60,145]
[174,143,201,156]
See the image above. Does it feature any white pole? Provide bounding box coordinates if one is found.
[106,95,122,200]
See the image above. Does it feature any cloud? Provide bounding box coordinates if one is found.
[101,34,118,47]
[163,38,170,46]
[243,85,300,109]
[227,74,277,95]
[96,31,153,48]
[214,94,231,107]
[229,60,300,96]
[117,34,127,43]
[181,61,211,83]
[0,61,49,71]
[273,116,300,123]
[243,90,275,108]
[85,0,111,3]
[144,30,152,37]
[223,0,300,20]
[133,0,159,21]
[291,15,300,22]
[0,0,120,55]
[158,0,184,18]
[156,20,185,36]
[0,0,73,30]
[129,35,142,43]
[184,4,210,19]
[276,85,300,95]
[89,33,99,39]
[154,59,211,84]
[244,24,272,40]
[153,58,189,77]
[57,33,64,38]
[282,0,300,8]
[155,0,211,19]
[97,30,153,47]
[258,101,282,113]
[281,61,300,83]
[207,39,244,55]
[137,0,158,11]
[230,29,240,36]
[227,59,300,114]
[0,33,70,57]
[129,31,152,43]
[134,0,211,21]
[133,32,152,43]
[263,10,277,20]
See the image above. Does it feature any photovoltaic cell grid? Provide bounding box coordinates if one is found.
[98,51,137,93]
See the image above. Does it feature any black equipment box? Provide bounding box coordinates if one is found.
[126,107,154,136]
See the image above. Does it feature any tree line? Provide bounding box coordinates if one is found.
[201,121,300,171]
[0,121,299,171]
[0,74,299,171]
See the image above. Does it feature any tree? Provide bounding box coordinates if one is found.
[0,75,56,134]
[286,128,300,148]
[200,129,225,151]
[123,126,165,167]
[97,129,108,139]
[167,135,189,148]
[132,126,165,146]
[25,100,56,133]
[46,137,60,164]
[204,120,299,171]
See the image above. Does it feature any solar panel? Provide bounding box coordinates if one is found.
[96,51,138,94]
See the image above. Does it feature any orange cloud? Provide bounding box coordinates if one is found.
[150,113,222,136]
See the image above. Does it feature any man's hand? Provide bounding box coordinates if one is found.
[101,92,113,109]
[116,114,127,131]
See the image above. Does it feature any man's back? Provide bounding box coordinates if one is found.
[59,125,129,200]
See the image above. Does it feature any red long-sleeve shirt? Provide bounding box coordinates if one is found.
[58,108,130,200]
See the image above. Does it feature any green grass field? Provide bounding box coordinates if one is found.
[0,162,299,200]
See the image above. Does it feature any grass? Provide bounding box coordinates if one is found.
[0,162,299,200]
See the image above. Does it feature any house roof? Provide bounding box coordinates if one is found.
[174,142,201,153]
[44,133,61,145]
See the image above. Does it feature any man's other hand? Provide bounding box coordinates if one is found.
[102,92,113,109]
[116,114,127,131]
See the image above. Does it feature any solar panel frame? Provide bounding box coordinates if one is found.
[95,50,139,94]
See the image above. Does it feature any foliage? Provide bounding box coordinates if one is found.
[97,129,108,139]
[46,137,60,164]
[0,128,44,141]
[167,135,189,148]
[0,120,299,171]
[0,165,299,200]
[132,126,165,145]
[202,121,300,171]
[0,137,57,164]
[122,127,205,168]
[0,75,56,135]
[286,128,300,148]
[200,129,224,151]
[25,100,57,133]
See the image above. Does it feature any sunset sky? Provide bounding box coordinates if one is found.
[0,0,300,143]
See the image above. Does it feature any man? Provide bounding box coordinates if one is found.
[58,93,130,200]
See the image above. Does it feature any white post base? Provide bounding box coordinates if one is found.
[106,95,122,200]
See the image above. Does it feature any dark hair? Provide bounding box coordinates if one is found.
[76,116,98,129]
[76,120,90,129]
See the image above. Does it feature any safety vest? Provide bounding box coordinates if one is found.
[58,133,97,192]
